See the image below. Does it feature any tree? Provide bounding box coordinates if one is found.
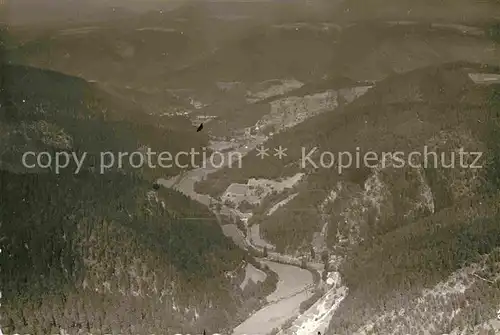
[321,250,329,264]
[300,257,307,269]
[310,246,316,260]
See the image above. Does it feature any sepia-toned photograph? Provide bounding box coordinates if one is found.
[2,0,500,334]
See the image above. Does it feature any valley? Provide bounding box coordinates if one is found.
[3,1,500,334]
[158,131,325,334]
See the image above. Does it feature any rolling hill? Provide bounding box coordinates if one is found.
[194,61,500,333]
[0,62,277,334]
[5,2,500,333]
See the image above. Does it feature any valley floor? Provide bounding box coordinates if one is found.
[159,138,331,334]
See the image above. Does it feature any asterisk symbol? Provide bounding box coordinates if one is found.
[256,146,269,159]
[274,146,288,159]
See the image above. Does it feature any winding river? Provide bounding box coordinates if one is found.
[158,140,316,335]
[232,261,314,335]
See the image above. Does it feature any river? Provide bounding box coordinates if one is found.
[158,140,316,335]
[232,261,314,335]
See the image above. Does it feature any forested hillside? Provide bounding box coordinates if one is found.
[0,61,274,334]
[1,168,246,333]
[0,63,208,178]
[323,58,500,333]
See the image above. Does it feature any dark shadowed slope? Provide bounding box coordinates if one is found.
[0,63,276,334]
[0,63,209,178]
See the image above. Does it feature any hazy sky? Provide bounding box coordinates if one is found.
[8,0,320,25]
[10,0,183,25]
[10,0,309,25]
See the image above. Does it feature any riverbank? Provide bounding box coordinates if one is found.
[159,139,330,335]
